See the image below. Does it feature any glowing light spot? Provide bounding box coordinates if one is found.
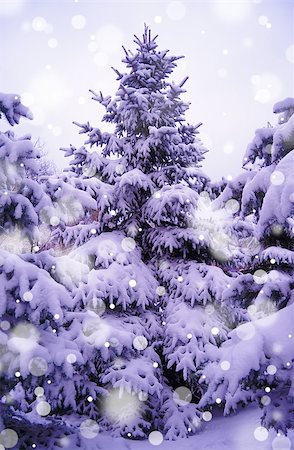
[202,411,212,421]
[223,141,234,154]
[271,224,284,237]
[71,14,86,30]
[87,396,93,402]
[166,1,186,21]
[0,321,10,331]
[154,15,162,24]
[258,16,268,26]
[225,199,240,214]
[103,389,140,424]
[79,419,99,439]
[82,164,96,177]
[253,269,268,284]
[121,237,136,252]
[177,275,183,282]
[261,395,271,406]
[15,371,21,377]
[0,429,18,448]
[104,341,110,348]
[220,360,230,371]
[148,431,164,446]
[272,435,291,450]
[129,279,137,288]
[216,398,222,404]
[187,333,192,340]
[173,386,192,406]
[265,386,271,393]
[211,327,219,336]
[267,364,277,375]
[23,291,33,302]
[9,323,39,353]
[254,426,269,442]
[222,49,229,56]
[153,362,159,368]
[48,38,58,48]
[133,335,148,351]
[50,216,60,226]
[36,401,51,416]
[34,387,44,397]
[109,303,115,309]
[29,357,48,376]
[156,286,166,296]
[270,170,285,186]
[32,16,47,32]
[87,298,106,316]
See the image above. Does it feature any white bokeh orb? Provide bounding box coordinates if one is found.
[0,429,18,449]
[121,237,136,252]
[173,386,192,406]
[202,411,212,422]
[254,426,269,442]
[148,430,164,446]
[133,335,148,351]
[272,434,291,450]
[270,171,285,186]
[36,401,51,416]
[79,419,99,439]
[32,16,47,32]
[71,14,86,30]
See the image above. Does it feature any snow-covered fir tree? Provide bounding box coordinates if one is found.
[198,97,294,436]
[55,26,244,441]
[0,93,104,449]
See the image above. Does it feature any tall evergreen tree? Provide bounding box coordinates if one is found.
[0,93,101,449]
[57,26,241,441]
[198,98,294,436]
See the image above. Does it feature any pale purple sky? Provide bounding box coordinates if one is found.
[0,0,293,181]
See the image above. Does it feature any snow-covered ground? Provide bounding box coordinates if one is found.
[71,405,294,450]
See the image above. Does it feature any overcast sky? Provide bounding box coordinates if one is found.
[0,0,293,181]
